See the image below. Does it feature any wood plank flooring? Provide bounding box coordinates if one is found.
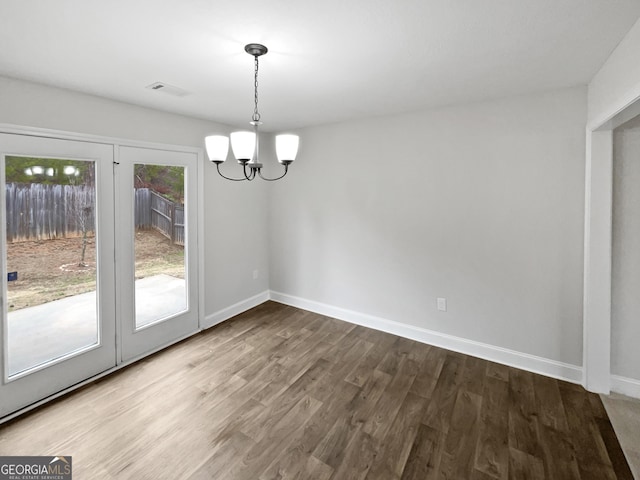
[0,301,633,479]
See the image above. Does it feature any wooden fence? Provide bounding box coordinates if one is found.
[143,189,184,246]
[6,184,184,245]
[135,188,152,229]
[5,183,96,242]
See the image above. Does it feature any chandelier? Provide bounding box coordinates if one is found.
[205,44,299,181]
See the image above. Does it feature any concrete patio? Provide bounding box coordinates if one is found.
[7,274,186,376]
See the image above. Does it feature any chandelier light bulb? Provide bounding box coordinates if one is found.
[205,135,230,163]
[275,134,299,164]
[230,131,256,163]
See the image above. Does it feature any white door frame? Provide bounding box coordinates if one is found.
[583,96,640,393]
[0,123,206,420]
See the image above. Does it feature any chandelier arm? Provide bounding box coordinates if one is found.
[257,164,289,182]
[243,163,257,181]
[216,163,246,181]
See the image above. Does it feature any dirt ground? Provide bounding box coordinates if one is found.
[6,229,184,311]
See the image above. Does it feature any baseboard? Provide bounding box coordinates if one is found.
[269,291,583,385]
[611,375,640,399]
[202,290,270,330]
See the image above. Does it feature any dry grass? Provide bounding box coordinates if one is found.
[6,229,184,311]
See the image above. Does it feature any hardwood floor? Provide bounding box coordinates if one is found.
[0,301,633,479]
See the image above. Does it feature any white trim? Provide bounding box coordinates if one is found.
[589,87,640,132]
[582,130,614,393]
[0,123,202,155]
[611,375,640,399]
[582,128,592,389]
[114,147,123,365]
[584,69,640,396]
[594,94,640,132]
[202,291,270,330]
[197,146,205,332]
[270,291,583,384]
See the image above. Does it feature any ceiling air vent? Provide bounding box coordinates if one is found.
[145,82,189,97]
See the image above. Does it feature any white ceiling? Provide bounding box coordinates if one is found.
[1,1,639,132]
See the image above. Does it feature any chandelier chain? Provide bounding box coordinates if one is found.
[252,55,260,122]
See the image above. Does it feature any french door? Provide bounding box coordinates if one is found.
[0,133,116,417]
[0,133,199,418]
[115,146,198,362]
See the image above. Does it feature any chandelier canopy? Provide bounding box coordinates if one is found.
[205,44,299,182]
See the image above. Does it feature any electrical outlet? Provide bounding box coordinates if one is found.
[253,269,259,280]
[437,297,447,312]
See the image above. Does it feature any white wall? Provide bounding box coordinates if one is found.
[589,17,640,126]
[612,117,640,381]
[270,87,587,366]
[0,77,593,374]
[0,75,270,319]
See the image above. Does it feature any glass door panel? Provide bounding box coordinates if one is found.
[134,164,187,328]
[117,146,198,362]
[5,157,98,376]
[0,133,116,419]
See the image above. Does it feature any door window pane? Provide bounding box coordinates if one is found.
[133,164,187,328]
[5,156,98,376]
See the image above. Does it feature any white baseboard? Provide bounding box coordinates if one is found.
[269,291,583,385]
[202,291,270,330]
[611,375,640,399]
